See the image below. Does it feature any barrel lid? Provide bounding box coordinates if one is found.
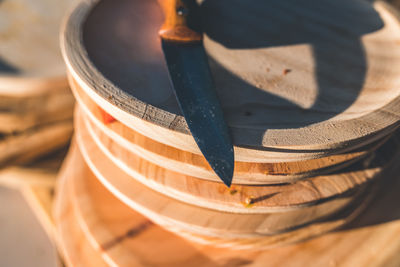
[0,0,72,96]
[63,0,400,153]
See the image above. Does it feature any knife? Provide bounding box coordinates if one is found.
[157,0,234,187]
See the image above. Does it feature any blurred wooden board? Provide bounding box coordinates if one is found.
[64,0,400,157]
[74,81,387,184]
[54,141,400,266]
[0,0,74,96]
[0,120,72,168]
[23,186,57,241]
[0,0,75,133]
[0,146,68,238]
[0,90,74,134]
[0,147,69,267]
[77,107,396,213]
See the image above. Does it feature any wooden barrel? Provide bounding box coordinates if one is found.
[56,0,400,260]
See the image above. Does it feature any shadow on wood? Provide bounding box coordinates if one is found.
[200,0,384,145]
[82,0,390,148]
[340,158,400,231]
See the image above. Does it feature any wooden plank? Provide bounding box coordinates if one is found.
[0,121,72,168]
[0,90,74,134]
[0,167,56,189]
[0,0,73,96]
[63,0,400,156]
[77,107,397,213]
[22,186,57,242]
[2,147,69,240]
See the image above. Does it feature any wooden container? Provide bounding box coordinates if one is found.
[56,0,400,259]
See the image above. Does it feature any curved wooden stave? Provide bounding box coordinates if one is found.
[75,120,371,238]
[77,107,395,213]
[72,77,388,185]
[63,0,400,156]
[53,146,108,267]
[55,142,400,265]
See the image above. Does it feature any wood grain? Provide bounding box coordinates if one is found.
[54,142,400,266]
[0,90,74,134]
[65,143,369,252]
[77,107,396,213]
[75,125,372,239]
[0,120,72,168]
[17,147,70,243]
[73,76,387,184]
[63,0,400,157]
[53,147,108,267]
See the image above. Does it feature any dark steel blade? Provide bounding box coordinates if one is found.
[161,41,234,187]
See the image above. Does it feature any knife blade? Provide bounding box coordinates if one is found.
[157,0,234,187]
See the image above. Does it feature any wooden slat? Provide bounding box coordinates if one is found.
[54,148,108,267]
[0,90,74,134]
[73,77,388,184]
[74,123,371,239]
[0,121,73,168]
[77,107,397,213]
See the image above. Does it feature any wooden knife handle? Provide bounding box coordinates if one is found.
[157,0,202,43]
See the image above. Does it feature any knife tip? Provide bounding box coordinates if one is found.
[211,157,234,188]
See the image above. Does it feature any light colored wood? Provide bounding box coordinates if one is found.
[77,107,395,213]
[66,142,370,253]
[75,125,369,239]
[17,147,70,243]
[157,0,203,42]
[53,148,108,267]
[75,80,387,184]
[0,0,73,96]
[55,142,400,267]
[22,186,57,242]
[63,0,400,159]
[0,89,74,133]
[0,167,56,188]
[0,0,75,136]
[0,120,72,168]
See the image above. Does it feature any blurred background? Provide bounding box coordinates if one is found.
[0,0,74,266]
